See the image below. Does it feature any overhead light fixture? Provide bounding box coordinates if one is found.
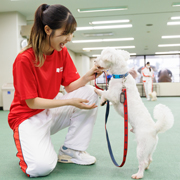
[72,38,134,43]
[92,53,136,57]
[155,51,180,54]
[171,16,180,20]
[83,32,113,37]
[89,19,130,25]
[167,21,180,25]
[83,46,135,51]
[158,44,180,47]
[77,6,128,13]
[162,35,180,38]
[172,3,180,7]
[76,24,132,31]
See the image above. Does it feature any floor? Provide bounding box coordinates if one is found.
[0,97,179,180]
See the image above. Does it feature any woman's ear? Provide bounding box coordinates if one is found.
[44,25,52,36]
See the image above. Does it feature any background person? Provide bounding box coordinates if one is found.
[141,62,154,100]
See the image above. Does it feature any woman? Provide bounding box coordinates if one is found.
[141,62,154,100]
[8,4,102,177]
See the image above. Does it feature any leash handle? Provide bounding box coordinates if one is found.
[105,88,128,167]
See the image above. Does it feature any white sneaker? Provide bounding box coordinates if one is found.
[58,146,96,165]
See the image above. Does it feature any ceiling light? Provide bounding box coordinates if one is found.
[155,51,180,54]
[171,16,180,20]
[76,24,132,31]
[89,20,130,25]
[83,46,135,51]
[162,35,180,38]
[92,55,101,57]
[77,6,128,13]
[158,44,180,47]
[172,3,180,7]
[83,32,114,37]
[72,38,134,43]
[92,53,136,57]
[167,21,180,25]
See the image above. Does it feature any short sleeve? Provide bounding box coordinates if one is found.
[14,56,38,100]
[61,48,80,86]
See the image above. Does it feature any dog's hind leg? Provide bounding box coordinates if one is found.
[131,141,150,179]
[145,137,158,170]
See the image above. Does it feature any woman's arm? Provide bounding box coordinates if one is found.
[65,65,102,93]
[25,97,97,110]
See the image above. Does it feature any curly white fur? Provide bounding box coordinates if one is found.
[94,47,174,179]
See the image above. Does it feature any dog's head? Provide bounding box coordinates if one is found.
[94,47,130,74]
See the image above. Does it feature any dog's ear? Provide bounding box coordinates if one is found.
[118,50,130,61]
[101,48,117,63]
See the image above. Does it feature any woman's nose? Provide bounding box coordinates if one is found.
[66,34,73,42]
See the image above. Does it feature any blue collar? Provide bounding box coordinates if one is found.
[112,72,129,79]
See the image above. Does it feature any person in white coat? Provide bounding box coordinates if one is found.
[141,62,154,100]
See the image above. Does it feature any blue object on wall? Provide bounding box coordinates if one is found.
[7,91,11,94]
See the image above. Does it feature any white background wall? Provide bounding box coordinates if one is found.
[0,12,26,107]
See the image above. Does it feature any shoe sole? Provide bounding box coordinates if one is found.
[58,154,96,165]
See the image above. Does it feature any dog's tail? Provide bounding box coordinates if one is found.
[153,104,174,133]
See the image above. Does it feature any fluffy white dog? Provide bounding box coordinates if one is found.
[149,91,157,101]
[94,47,174,179]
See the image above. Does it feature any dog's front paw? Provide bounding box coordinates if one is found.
[94,88,102,96]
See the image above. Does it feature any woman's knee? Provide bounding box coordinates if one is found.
[80,85,98,103]
[26,156,57,177]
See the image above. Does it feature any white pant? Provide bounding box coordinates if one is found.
[13,85,98,177]
[143,78,152,99]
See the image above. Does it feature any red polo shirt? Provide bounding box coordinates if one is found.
[8,46,80,130]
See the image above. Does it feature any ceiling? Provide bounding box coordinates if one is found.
[1,0,180,57]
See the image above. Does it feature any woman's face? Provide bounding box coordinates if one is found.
[45,26,73,54]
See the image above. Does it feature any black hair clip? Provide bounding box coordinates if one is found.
[45,4,50,10]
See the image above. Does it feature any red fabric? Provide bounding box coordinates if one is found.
[8,47,80,130]
[13,127,30,177]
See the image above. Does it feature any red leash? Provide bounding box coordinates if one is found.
[95,73,128,167]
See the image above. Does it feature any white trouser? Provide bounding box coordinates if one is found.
[14,85,98,177]
[143,78,152,99]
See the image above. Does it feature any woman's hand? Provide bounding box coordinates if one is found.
[83,65,103,82]
[69,98,97,109]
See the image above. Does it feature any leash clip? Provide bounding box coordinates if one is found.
[120,91,125,103]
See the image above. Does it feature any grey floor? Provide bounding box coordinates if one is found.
[0,97,180,180]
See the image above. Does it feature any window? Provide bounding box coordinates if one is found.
[146,55,180,83]
[128,56,145,83]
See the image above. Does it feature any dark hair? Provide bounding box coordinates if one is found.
[22,4,77,67]
[146,62,150,65]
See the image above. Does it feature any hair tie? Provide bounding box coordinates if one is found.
[45,4,50,10]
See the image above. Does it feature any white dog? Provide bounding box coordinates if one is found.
[149,91,157,101]
[94,48,174,179]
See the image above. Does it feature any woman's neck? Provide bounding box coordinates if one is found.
[42,40,54,55]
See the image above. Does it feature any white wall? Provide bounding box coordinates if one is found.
[0,12,26,107]
[74,54,90,77]
[67,48,76,63]
[158,83,180,96]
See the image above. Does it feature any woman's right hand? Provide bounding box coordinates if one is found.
[69,98,97,109]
